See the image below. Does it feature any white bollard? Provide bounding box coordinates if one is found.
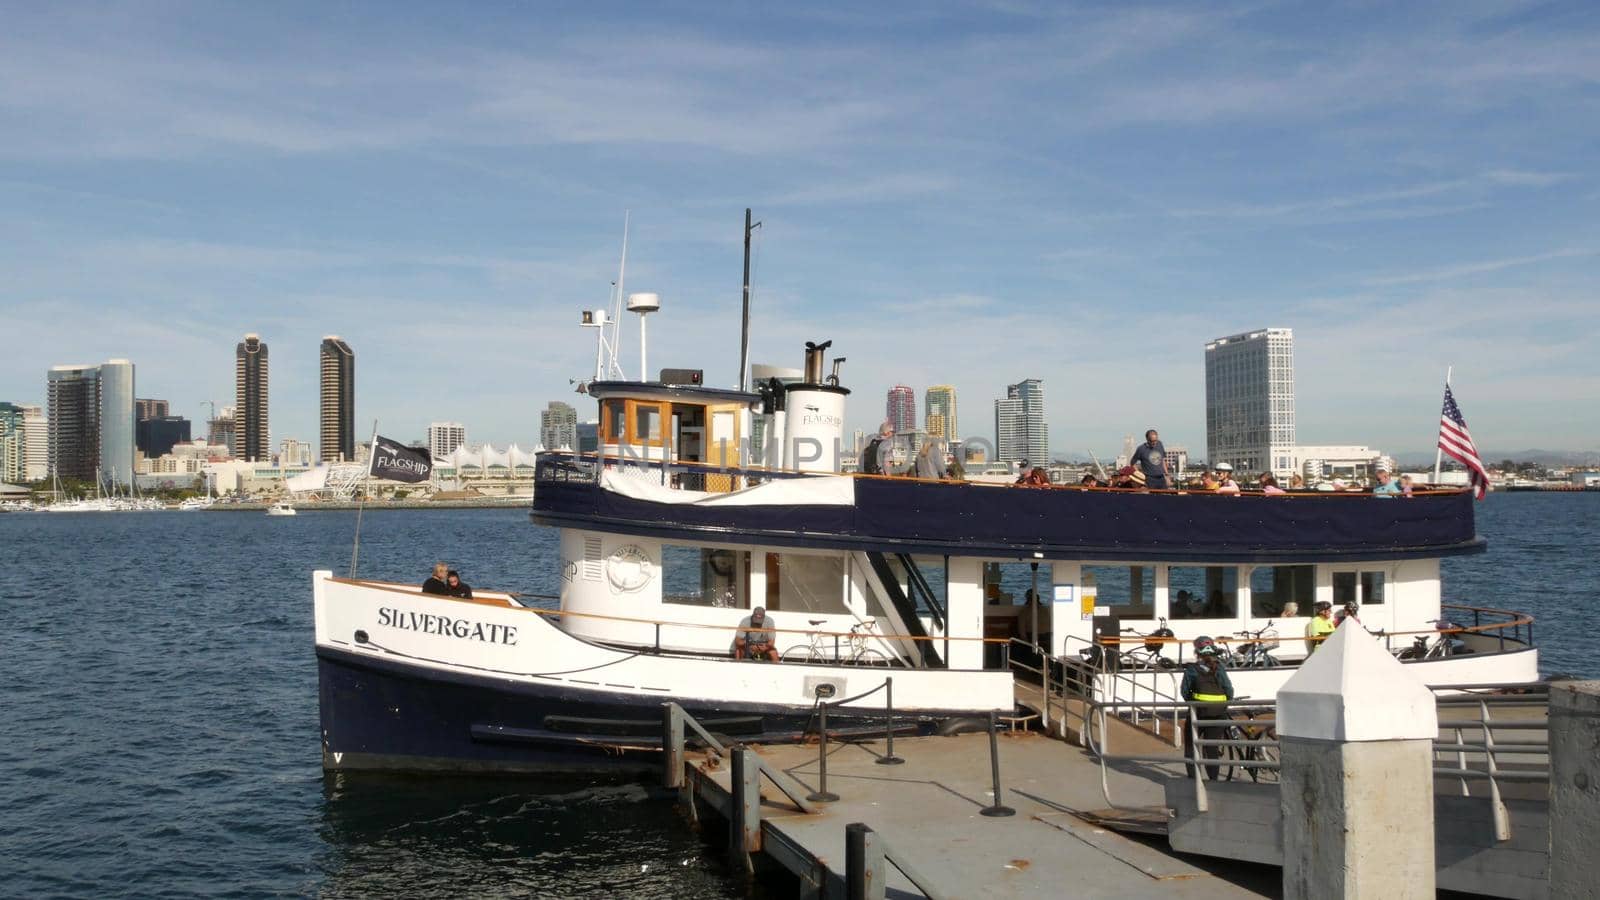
[1277,622,1438,899]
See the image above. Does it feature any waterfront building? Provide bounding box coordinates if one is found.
[886,385,915,434]
[280,438,313,468]
[540,401,578,451]
[319,336,355,462]
[234,334,270,462]
[47,364,101,482]
[135,398,169,421]
[136,415,191,460]
[1205,327,1295,476]
[994,378,1047,466]
[98,359,136,488]
[428,422,466,460]
[0,403,23,483]
[19,404,46,481]
[1290,445,1388,483]
[925,385,957,442]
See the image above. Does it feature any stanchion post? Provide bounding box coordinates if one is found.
[845,822,885,900]
[876,677,904,766]
[808,702,840,803]
[980,709,1016,817]
[729,746,760,873]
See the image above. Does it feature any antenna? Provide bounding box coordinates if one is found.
[628,292,661,380]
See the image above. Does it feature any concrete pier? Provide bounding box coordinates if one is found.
[1549,680,1600,897]
[1276,623,1438,899]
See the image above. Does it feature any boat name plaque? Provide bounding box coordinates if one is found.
[376,607,519,646]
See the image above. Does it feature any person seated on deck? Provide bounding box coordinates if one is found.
[1171,589,1206,619]
[1288,474,1307,491]
[1214,463,1240,494]
[734,606,780,661]
[422,562,450,595]
[1079,473,1104,488]
[1372,465,1402,497]
[1018,466,1050,486]
[1193,470,1219,491]
[1399,474,1415,497]
[1259,472,1286,495]
[445,569,472,599]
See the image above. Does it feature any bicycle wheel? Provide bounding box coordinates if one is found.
[1221,725,1246,781]
[853,648,891,667]
[1251,731,1279,783]
[780,644,820,664]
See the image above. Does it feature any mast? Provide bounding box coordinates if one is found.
[738,208,760,392]
[609,212,629,380]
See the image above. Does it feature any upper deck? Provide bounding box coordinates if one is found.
[531,454,1485,563]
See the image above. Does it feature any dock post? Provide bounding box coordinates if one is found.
[808,702,839,802]
[845,822,885,900]
[980,709,1016,817]
[729,746,761,872]
[1277,623,1437,899]
[661,702,683,790]
[876,677,903,765]
[1549,680,1600,896]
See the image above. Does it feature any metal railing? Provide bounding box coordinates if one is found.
[1079,682,1549,840]
[845,822,952,900]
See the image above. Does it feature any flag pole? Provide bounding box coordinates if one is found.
[350,419,379,577]
[1432,367,1451,484]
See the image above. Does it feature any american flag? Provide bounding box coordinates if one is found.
[1438,384,1489,499]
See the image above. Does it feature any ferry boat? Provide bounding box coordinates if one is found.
[311,231,1538,776]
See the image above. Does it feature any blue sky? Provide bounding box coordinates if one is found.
[2,1,1597,460]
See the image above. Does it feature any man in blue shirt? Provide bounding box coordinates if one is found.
[1372,465,1402,497]
[1130,429,1170,490]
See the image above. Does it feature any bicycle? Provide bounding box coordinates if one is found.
[1229,621,1282,668]
[1221,703,1279,783]
[780,618,890,666]
[1396,618,1471,660]
[1079,618,1177,670]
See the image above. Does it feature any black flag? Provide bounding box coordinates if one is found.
[369,435,432,483]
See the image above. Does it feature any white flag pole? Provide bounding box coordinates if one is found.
[350,419,379,577]
[1432,367,1451,484]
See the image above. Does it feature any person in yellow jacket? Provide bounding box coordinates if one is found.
[1305,600,1337,654]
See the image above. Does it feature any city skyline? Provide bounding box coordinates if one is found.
[0,4,1596,457]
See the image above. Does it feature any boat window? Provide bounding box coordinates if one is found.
[1333,570,1386,607]
[771,553,848,615]
[661,546,742,607]
[1249,565,1315,617]
[1167,566,1239,620]
[601,400,625,445]
[1082,565,1154,617]
[633,402,664,445]
[983,562,1052,607]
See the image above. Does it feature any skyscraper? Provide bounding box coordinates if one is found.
[319,336,355,462]
[48,364,101,482]
[925,385,957,441]
[208,406,236,455]
[20,404,47,481]
[886,385,916,434]
[540,401,578,450]
[428,422,466,460]
[1205,328,1295,475]
[234,334,269,462]
[0,403,24,483]
[135,398,169,421]
[994,378,1047,466]
[136,416,192,459]
[98,358,135,487]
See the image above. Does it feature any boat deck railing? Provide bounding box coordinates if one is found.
[1088,602,1535,665]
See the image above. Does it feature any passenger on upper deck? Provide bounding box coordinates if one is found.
[1400,474,1415,496]
[446,569,472,599]
[915,438,946,480]
[734,607,780,661]
[1130,429,1171,490]
[1259,472,1286,495]
[1080,473,1104,487]
[1372,465,1402,497]
[1288,474,1307,491]
[1017,465,1050,486]
[422,562,450,595]
[862,422,893,476]
[1215,463,1240,494]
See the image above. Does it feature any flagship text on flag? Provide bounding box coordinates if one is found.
[370,436,432,484]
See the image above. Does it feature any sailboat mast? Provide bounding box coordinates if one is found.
[738,208,756,392]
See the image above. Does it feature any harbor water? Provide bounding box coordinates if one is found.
[1,494,1594,897]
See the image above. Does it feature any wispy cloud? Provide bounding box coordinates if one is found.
[1363,248,1597,286]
